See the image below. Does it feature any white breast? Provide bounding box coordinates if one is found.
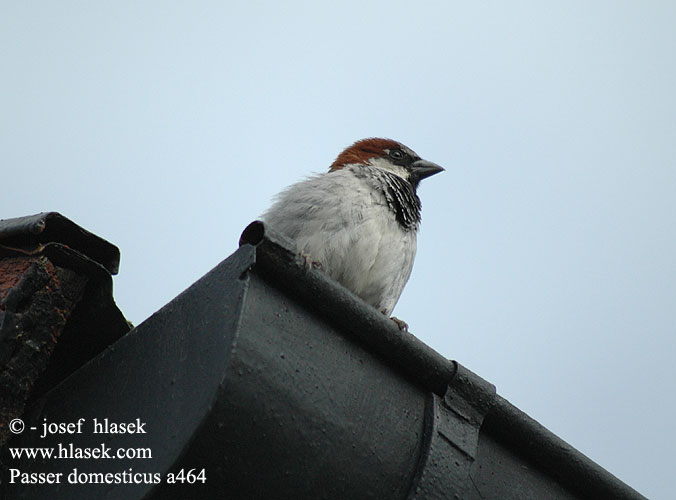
[262,165,417,315]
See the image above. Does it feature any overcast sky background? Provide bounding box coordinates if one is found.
[2,2,675,498]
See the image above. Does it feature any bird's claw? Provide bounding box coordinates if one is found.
[389,316,409,332]
[298,252,323,272]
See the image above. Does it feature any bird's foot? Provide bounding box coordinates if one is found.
[298,252,324,272]
[389,316,409,332]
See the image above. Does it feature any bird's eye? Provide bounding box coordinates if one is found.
[389,149,404,160]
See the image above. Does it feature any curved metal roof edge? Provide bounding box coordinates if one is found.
[239,220,456,397]
[239,220,648,500]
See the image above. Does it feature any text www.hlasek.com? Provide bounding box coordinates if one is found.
[10,443,152,460]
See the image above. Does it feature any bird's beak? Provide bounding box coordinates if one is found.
[410,159,445,183]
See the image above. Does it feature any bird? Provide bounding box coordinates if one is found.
[261,138,443,329]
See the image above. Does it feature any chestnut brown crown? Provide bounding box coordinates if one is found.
[328,137,444,189]
[329,138,412,171]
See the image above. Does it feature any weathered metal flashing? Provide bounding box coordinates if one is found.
[0,213,129,452]
[0,213,120,275]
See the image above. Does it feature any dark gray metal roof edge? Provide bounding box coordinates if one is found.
[0,212,120,274]
[239,220,456,397]
[239,220,647,500]
[484,395,648,500]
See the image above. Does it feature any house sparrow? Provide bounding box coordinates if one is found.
[262,138,443,328]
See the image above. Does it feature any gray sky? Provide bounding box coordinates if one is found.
[3,2,675,498]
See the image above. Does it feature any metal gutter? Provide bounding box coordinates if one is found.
[239,220,457,397]
[240,220,647,500]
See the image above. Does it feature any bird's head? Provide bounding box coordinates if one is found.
[329,138,444,189]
